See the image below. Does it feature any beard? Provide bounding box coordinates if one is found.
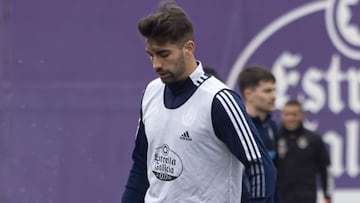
[160,53,187,84]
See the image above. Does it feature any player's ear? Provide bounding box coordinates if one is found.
[183,40,195,54]
[299,110,305,121]
[244,88,253,100]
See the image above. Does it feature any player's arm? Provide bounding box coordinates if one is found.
[211,89,276,202]
[121,111,149,203]
[316,135,333,202]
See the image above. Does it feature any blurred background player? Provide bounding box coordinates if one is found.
[238,65,279,202]
[277,99,333,203]
[238,65,278,162]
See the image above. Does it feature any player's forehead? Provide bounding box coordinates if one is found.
[145,40,178,53]
[253,80,275,91]
[282,105,301,113]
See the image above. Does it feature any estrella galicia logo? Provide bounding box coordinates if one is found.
[226,0,360,188]
[151,144,183,181]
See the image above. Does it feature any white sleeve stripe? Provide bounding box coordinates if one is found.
[218,91,261,159]
[216,90,266,198]
[250,165,260,197]
[220,91,264,197]
[216,94,252,161]
[220,91,265,197]
[222,90,262,158]
[250,165,256,196]
[250,161,266,197]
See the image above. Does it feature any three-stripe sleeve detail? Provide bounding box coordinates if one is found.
[215,89,266,198]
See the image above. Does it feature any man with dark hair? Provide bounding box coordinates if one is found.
[238,65,278,162]
[277,99,333,203]
[122,1,276,202]
[238,65,279,202]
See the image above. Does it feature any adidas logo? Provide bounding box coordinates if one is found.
[179,131,192,141]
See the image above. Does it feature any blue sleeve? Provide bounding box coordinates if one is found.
[211,89,277,202]
[121,113,149,203]
[268,119,280,162]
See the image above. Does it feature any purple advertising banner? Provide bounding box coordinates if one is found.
[227,0,360,190]
[0,0,359,202]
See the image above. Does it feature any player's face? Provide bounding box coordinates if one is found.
[248,81,276,114]
[145,40,188,84]
[281,105,304,131]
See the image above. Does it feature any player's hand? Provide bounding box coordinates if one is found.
[324,198,331,203]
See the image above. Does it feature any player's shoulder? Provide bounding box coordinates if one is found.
[140,78,163,103]
[144,78,163,92]
[303,128,323,142]
[202,76,230,95]
[147,78,162,88]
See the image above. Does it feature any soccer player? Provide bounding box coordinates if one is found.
[238,66,279,202]
[121,1,276,202]
[277,99,333,203]
[238,66,278,162]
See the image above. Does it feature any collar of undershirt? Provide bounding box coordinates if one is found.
[164,61,211,108]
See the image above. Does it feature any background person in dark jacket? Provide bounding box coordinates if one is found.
[277,99,333,203]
